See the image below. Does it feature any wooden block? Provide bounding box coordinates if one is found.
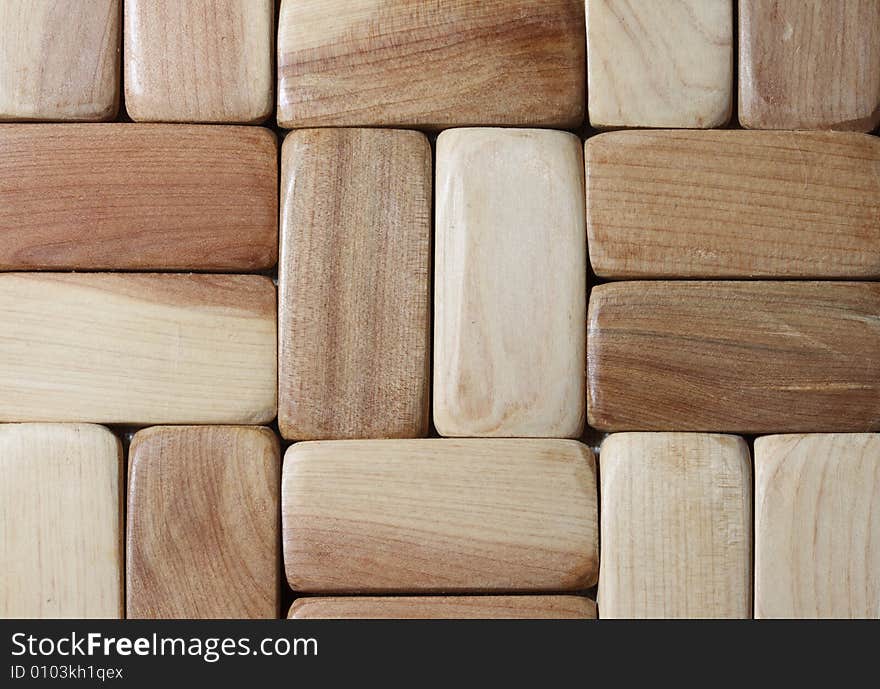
[127,426,279,618]
[0,0,119,121]
[599,433,752,618]
[0,423,122,618]
[586,131,880,279]
[0,124,277,271]
[288,596,597,619]
[755,434,880,619]
[0,274,276,424]
[124,0,273,123]
[279,129,431,440]
[277,0,585,129]
[586,0,732,128]
[739,0,880,131]
[282,439,598,593]
[588,281,880,433]
[434,129,586,438]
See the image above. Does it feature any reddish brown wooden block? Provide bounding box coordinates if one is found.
[288,596,597,619]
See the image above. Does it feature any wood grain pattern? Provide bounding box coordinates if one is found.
[288,596,597,619]
[739,0,880,130]
[586,130,880,279]
[277,0,585,129]
[279,129,431,440]
[127,426,279,619]
[0,0,119,121]
[0,124,277,271]
[124,0,273,123]
[586,0,732,128]
[0,423,122,618]
[0,273,276,424]
[434,129,586,438]
[588,281,880,433]
[755,434,880,619]
[282,439,598,593]
[598,433,752,619]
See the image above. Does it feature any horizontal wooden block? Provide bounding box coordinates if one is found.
[283,439,598,593]
[599,433,752,618]
[434,129,586,437]
[0,274,276,424]
[0,124,277,271]
[586,0,732,128]
[288,596,597,619]
[279,129,431,440]
[586,131,880,279]
[0,423,122,618]
[755,434,880,619]
[588,282,880,433]
[739,0,880,130]
[277,0,585,129]
[124,0,273,123]
[0,0,119,121]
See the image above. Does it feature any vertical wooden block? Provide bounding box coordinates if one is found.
[0,424,122,618]
[599,433,752,618]
[127,426,280,619]
[278,129,431,440]
[277,0,585,129]
[0,0,119,121]
[434,129,586,438]
[739,0,880,131]
[755,434,880,619]
[124,0,273,123]
[288,596,597,619]
[586,0,732,128]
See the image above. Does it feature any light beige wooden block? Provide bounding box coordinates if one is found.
[755,434,880,619]
[586,0,733,128]
[283,439,598,593]
[288,596,597,619]
[599,433,752,618]
[0,423,122,618]
[124,0,273,123]
[0,274,276,424]
[434,129,586,438]
[0,0,120,121]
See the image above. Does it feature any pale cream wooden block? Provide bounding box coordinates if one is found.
[434,128,586,438]
[124,0,273,123]
[755,434,880,619]
[599,433,752,618]
[586,0,733,128]
[0,424,122,618]
[0,0,120,121]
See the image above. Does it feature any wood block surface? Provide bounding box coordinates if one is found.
[0,0,119,121]
[0,274,276,424]
[755,434,880,619]
[739,0,880,130]
[586,0,732,128]
[0,424,122,618]
[0,124,276,271]
[277,0,585,129]
[588,281,880,433]
[127,426,280,619]
[598,433,752,618]
[288,596,597,619]
[586,131,880,279]
[279,129,431,440]
[124,0,273,123]
[434,129,586,438]
[282,439,598,593]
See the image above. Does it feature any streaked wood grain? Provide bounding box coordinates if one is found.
[434,128,586,438]
[0,423,122,618]
[599,433,752,619]
[289,596,597,619]
[282,439,598,593]
[0,273,277,424]
[279,129,431,440]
